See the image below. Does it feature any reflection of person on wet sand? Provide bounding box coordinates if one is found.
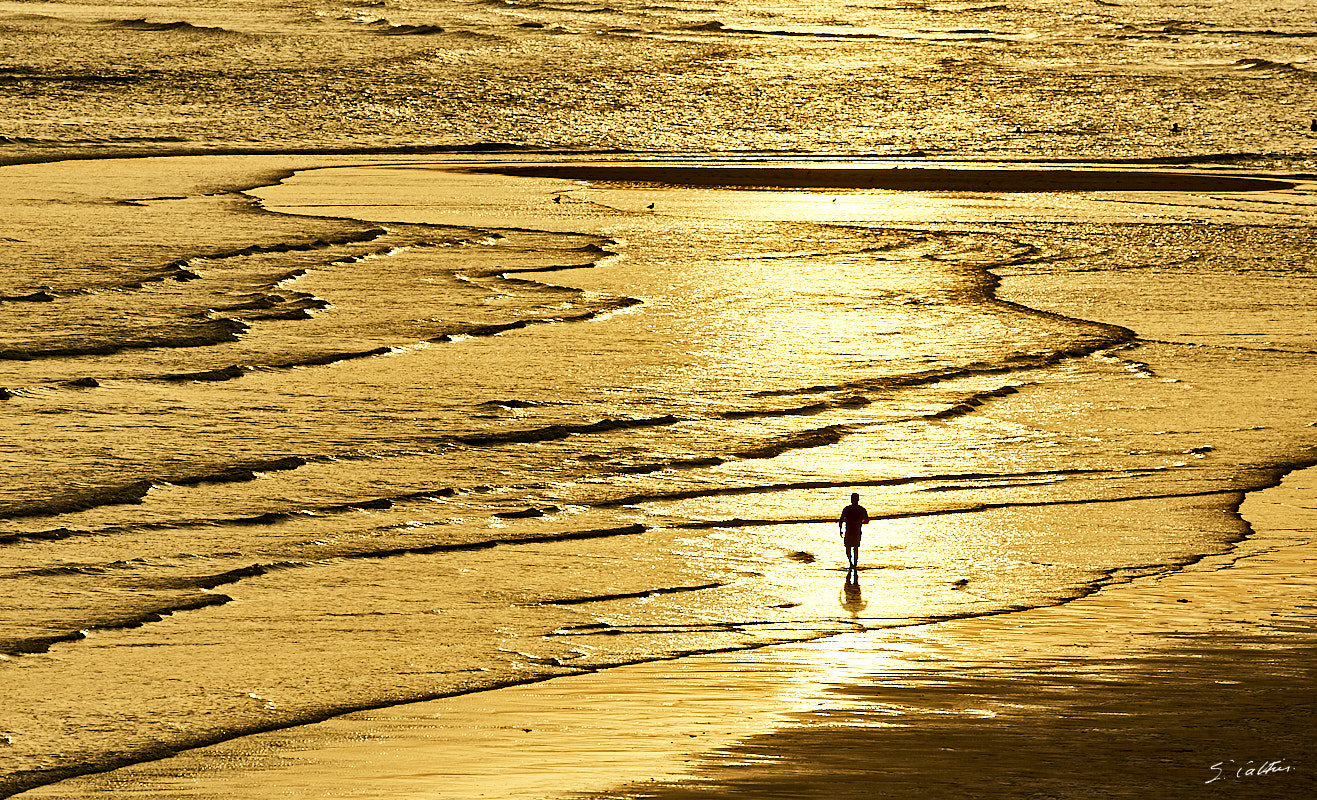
[838,492,870,569]
[840,570,867,617]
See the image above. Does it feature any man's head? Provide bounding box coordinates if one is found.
[850,492,860,504]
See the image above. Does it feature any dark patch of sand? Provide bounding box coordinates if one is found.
[604,637,1315,799]
[466,165,1297,193]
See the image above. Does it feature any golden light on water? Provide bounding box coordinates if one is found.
[7,0,1317,791]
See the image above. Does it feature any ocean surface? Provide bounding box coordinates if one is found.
[4,0,1317,162]
[2,0,1316,795]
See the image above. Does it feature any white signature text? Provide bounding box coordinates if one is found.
[1206,759,1294,783]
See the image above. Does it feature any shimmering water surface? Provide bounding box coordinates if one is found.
[1,0,1316,795]
[4,0,1317,161]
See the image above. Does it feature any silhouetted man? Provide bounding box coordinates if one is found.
[838,492,870,569]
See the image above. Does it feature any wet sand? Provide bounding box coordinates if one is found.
[9,158,1314,799]
[16,466,1313,799]
[601,465,1317,800]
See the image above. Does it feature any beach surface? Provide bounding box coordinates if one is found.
[7,157,1313,799]
[6,0,1317,793]
[17,466,1314,799]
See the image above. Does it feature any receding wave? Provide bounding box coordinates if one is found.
[538,582,727,606]
[171,457,308,486]
[0,522,655,657]
[0,289,57,302]
[539,3,626,13]
[680,21,893,40]
[1233,58,1314,75]
[2,348,397,393]
[432,296,642,342]
[590,468,1135,509]
[0,227,387,297]
[0,488,460,546]
[209,292,330,321]
[349,523,647,560]
[0,480,157,521]
[479,398,551,410]
[0,560,314,657]
[730,423,855,460]
[1109,22,1317,43]
[0,318,249,362]
[924,385,1021,420]
[152,347,394,383]
[719,394,872,419]
[605,423,864,475]
[0,68,141,86]
[3,594,232,656]
[671,484,1237,530]
[727,384,1016,424]
[369,21,447,36]
[0,458,309,521]
[1225,29,1317,39]
[449,414,683,447]
[160,228,388,275]
[0,517,1256,798]
[748,345,1123,398]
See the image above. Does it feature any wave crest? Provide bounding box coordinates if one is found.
[100,18,240,35]
[1234,58,1313,75]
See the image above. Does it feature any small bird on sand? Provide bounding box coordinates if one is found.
[646,202,655,210]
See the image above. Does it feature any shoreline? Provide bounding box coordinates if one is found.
[4,153,1314,798]
[608,462,1317,799]
[14,462,1314,799]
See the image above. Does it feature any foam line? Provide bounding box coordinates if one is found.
[590,468,1133,508]
[538,582,728,606]
[0,459,309,521]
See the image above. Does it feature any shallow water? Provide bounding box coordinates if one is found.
[2,0,1317,794]
[2,153,1315,794]
[15,468,1313,800]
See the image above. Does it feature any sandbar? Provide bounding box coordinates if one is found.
[464,164,1297,193]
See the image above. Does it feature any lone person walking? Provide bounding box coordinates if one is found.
[839,492,870,570]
